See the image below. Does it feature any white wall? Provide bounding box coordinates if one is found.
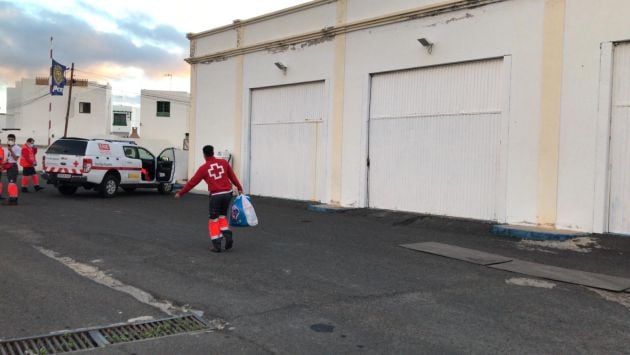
[242,3,337,47]
[193,29,238,57]
[241,41,336,198]
[193,0,630,232]
[190,0,547,224]
[191,60,238,192]
[341,0,545,225]
[346,0,455,22]
[112,105,133,135]
[556,0,630,233]
[6,79,112,145]
[140,90,189,148]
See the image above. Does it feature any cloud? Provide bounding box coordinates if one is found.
[0,1,189,84]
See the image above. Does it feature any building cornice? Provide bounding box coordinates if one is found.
[186,0,506,65]
[186,0,336,40]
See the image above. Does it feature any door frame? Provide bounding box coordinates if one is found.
[246,80,328,201]
[363,56,512,222]
[594,41,630,234]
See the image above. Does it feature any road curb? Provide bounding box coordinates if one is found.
[491,224,587,241]
[308,204,355,213]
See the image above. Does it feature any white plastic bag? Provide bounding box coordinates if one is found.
[229,195,259,227]
[241,195,258,227]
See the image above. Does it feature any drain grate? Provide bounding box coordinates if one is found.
[0,314,208,354]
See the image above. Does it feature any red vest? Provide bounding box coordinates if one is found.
[20,144,36,168]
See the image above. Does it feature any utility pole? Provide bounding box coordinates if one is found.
[63,62,74,138]
[49,36,53,145]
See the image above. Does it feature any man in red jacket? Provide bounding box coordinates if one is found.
[20,138,43,193]
[175,145,243,253]
[0,138,5,200]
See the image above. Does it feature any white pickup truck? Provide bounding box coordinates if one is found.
[43,138,181,197]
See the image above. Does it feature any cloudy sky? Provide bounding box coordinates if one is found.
[0,0,307,113]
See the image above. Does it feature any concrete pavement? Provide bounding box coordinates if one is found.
[1,187,629,354]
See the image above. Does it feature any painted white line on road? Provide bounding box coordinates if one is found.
[34,246,201,317]
[506,278,556,289]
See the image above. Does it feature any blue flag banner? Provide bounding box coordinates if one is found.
[50,59,67,96]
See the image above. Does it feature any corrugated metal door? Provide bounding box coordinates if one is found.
[368,59,504,220]
[249,81,326,201]
[608,43,630,234]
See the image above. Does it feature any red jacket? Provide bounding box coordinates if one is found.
[179,156,243,196]
[20,144,36,168]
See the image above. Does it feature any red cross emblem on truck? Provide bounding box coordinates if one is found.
[73,161,79,167]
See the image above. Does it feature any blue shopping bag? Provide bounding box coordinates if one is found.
[229,195,259,227]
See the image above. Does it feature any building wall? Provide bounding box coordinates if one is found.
[188,0,630,232]
[346,0,459,22]
[340,0,544,226]
[556,0,630,233]
[190,60,238,191]
[140,90,190,149]
[5,79,112,144]
[241,3,337,47]
[189,0,544,220]
[112,105,134,136]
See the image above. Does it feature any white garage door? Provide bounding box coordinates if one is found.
[368,59,505,220]
[249,81,326,201]
[608,43,630,234]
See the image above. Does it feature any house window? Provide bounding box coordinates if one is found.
[157,101,170,117]
[79,102,91,113]
[113,112,128,126]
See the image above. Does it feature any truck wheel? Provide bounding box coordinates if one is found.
[58,185,78,195]
[158,182,173,195]
[100,173,119,198]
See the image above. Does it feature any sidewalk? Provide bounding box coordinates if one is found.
[302,200,630,280]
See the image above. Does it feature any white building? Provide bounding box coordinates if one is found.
[6,78,112,144]
[139,90,190,148]
[186,0,630,235]
[111,105,138,137]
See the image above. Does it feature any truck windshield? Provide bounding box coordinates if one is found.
[46,139,88,155]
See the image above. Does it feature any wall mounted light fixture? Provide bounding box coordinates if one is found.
[274,62,288,74]
[417,38,433,54]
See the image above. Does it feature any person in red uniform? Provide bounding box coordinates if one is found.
[20,138,43,193]
[0,138,5,200]
[4,134,21,205]
[175,145,243,253]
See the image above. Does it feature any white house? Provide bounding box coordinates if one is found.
[5,78,112,144]
[139,90,190,149]
[186,0,630,235]
[111,105,139,137]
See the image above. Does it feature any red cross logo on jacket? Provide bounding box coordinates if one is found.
[209,163,225,180]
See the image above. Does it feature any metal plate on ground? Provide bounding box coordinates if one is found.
[0,314,208,354]
[400,242,513,266]
[490,260,630,292]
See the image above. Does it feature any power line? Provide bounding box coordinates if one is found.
[6,92,50,110]
[6,78,190,111]
[74,68,124,82]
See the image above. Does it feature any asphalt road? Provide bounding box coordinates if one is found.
[1,186,629,354]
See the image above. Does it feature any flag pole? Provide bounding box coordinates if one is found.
[63,62,74,138]
[48,36,53,145]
